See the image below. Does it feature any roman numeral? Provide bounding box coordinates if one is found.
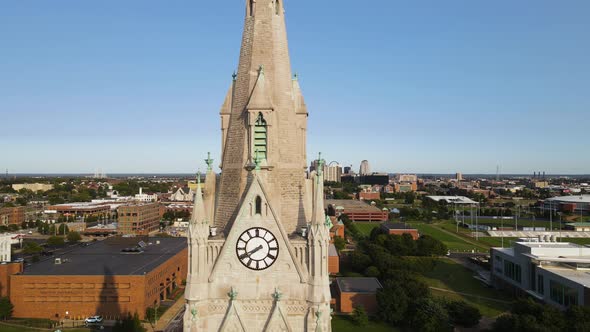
[267,253,276,260]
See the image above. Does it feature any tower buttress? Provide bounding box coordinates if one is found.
[307,154,332,331]
[184,172,210,331]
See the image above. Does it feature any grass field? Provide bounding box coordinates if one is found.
[353,222,380,237]
[0,324,90,332]
[410,223,486,251]
[331,316,396,332]
[420,259,511,317]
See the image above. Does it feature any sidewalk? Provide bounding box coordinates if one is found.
[149,296,186,332]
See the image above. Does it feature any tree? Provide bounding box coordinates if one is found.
[67,231,82,243]
[407,298,451,332]
[446,300,481,327]
[58,223,69,235]
[565,305,590,332]
[416,235,447,256]
[0,297,13,320]
[7,224,18,232]
[22,241,43,254]
[46,236,65,247]
[377,280,409,325]
[351,305,369,326]
[113,313,146,332]
[333,236,346,252]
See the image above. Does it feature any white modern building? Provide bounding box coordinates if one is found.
[491,237,590,308]
[0,233,12,262]
[324,162,343,183]
[543,195,590,215]
[134,187,158,202]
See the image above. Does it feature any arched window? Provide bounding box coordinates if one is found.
[275,0,281,15]
[254,113,267,161]
[255,196,262,215]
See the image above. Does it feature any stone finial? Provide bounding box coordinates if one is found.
[190,306,198,322]
[258,64,265,76]
[227,287,238,300]
[324,215,333,228]
[293,72,298,81]
[253,150,262,171]
[205,152,214,172]
[315,309,323,332]
[232,71,237,81]
[317,152,324,178]
[272,288,283,302]
[196,170,201,185]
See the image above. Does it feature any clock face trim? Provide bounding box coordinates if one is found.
[236,227,279,271]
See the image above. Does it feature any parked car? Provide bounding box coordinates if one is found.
[84,316,103,325]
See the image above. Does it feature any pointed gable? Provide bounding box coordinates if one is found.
[264,303,293,332]
[209,173,306,283]
[246,66,274,110]
[219,301,247,332]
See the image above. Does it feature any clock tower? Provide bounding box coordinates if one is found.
[184,0,332,331]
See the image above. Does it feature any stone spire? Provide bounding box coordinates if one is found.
[215,0,308,235]
[307,153,332,331]
[312,153,326,225]
[190,173,207,226]
[184,172,211,330]
[204,153,217,226]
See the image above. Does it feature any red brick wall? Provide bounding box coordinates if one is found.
[338,292,378,314]
[0,263,23,297]
[9,247,188,320]
[0,207,25,226]
[388,229,419,240]
[328,255,339,275]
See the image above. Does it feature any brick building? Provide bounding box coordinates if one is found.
[46,203,110,219]
[0,206,26,226]
[327,199,388,222]
[118,202,160,235]
[9,237,187,320]
[381,223,420,240]
[0,262,22,297]
[334,277,382,314]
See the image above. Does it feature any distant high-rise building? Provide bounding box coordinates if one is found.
[359,160,371,176]
[325,162,343,183]
[396,174,417,183]
[456,173,463,181]
[343,166,352,175]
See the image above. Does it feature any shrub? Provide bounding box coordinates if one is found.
[351,305,368,326]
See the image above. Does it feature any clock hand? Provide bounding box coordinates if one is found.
[239,245,264,259]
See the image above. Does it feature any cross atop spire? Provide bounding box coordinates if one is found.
[205,152,214,172]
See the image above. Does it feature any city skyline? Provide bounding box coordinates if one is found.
[1,1,589,174]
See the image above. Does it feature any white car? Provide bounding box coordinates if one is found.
[84,316,103,325]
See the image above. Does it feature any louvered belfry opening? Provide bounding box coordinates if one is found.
[254,113,267,161]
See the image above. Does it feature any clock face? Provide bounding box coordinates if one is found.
[236,227,279,270]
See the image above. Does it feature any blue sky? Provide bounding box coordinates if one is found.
[1,0,589,174]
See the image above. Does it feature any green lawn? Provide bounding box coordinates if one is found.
[353,222,380,237]
[0,324,90,332]
[331,316,396,332]
[410,223,485,252]
[420,258,511,317]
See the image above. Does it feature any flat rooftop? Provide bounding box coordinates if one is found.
[546,195,590,204]
[326,199,383,212]
[540,266,590,286]
[21,237,186,276]
[426,196,478,204]
[336,277,382,293]
[382,223,417,230]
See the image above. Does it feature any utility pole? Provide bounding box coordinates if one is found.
[549,200,553,231]
[501,204,504,248]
